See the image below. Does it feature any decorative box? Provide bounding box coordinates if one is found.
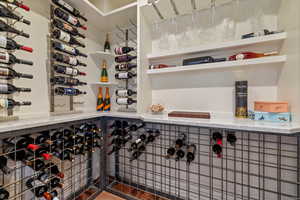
[254,101,289,113]
[249,111,291,122]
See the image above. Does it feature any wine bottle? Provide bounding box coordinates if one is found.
[96,87,104,112]
[128,138,142,152]
[0,36,32,52]
[27,159,46,171]
[115,55,137,63]
[166,147,176,158]
[100,60,108,82]
[0,187,9,200]
[52,148,73,161]
[0,83,31,94]
[26,178,49,198]
[104,87,111,112]
[0,52,33,65]
[229,51,278,61]
[0,156,11,174]
[115,72,136,80]
[27,144,52,160]
[44,190,59,200]
[51,76,87,86]
[227,133,237,146]
[52,18,85,38]
[35,131,50,145]
[107,145,121,155]
[128,122,144,132]
[175,149,185,161]
[44,163,64,178]
[52,0,87,21]
[0,67,33,80]
[115,89,136,97]
[242,29,284,39]
[0,20,29,38]
[130,150,142,161]
[53,64,86,76]
[110,120,122,129]
[5,146,27,161]
[186,144,196,164]
[0,98,31,110]
[53,29,85,48]
[0,0,30,11]
[4,136,33,149]
[54,8,87,30]
[104,33,111,53]
[116,98,137,105]
[175,133,186,148]
[115,63,137,71]
[55,87,86,96]
[53,52,86,67]
[212,144,222,158]
[48,177,63,189]
[0,4,30,25]
[115,47,135,55]
[212,132,223,145]
[145,130,159,144]
[52,41,87,57]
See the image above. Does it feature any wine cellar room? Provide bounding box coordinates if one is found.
[0,0,299,200]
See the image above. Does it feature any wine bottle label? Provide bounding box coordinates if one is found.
[0,36,7,48]
[116,98,128,105]
[235,54,245,60]
[63,23,73,32]
[59,31,71,42]
[61,44,76,54]
[0,52,9,63]
[65,67,76,75]
[0,68,9,76]
[0,99,8,109]
[117,64,127,71]
[68,57,77,65]
[67,15,78,26]
[117,73,128,79]
[57,0,74,12]
[116,90,128,97]
[0,84,8,92]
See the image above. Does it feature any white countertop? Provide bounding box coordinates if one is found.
[0,112,300,135]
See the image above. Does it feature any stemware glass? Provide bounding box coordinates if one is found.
[175,13,195,48]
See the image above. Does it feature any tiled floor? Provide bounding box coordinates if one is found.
[96,191,125,200]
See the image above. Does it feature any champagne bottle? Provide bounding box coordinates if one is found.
[115,55,137,63]
[55,87,86,96]
[53,29,85,48]
[115,89,136,97]
[0,67,33,80]
[100,60,108,82]
[0,36,33,52]
[0,156,11,174]
[229,51,278,61]
[186,144,196,164]
[115,63,137,71]
[52,41,87,57]
[0,98,31,110]
[0,20,29,38]
[53,52,86,67]
[52,0,87,21]
[96,87,104,112]
[0,83,31,94]
[104,33,111,53]
[104,87,111,112]
[51,76,87,86]
[0,52,33,65]
[54,64,86,76]
[115,72,136,80]
[116,98,136,105]
[52,18,85,38]
[54,8,87,30]
[114,47,135,55]
[0,0,30,11]
[0,187,9,200]
[0,4,30,25]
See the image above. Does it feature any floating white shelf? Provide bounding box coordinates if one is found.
[147,56,287,75]
[90,51,115,61]
[148,33,287,60]
[90,82,117,86]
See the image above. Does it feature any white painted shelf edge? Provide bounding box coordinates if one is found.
[89,51,114,58]
[147,33,287,60]
[147,55,287,75]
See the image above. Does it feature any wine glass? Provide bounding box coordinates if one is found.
[175,13,195,48]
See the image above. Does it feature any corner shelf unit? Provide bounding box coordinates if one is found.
[90,82,117,86]
[89,51,115,61]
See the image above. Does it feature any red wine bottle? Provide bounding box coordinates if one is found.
[0,36,32,52]
[115,63,137,71]
[0,4,30,25]
[116,97,137,105]
[0,52,33,65]
[54,64,86,76]
[0,0,30,11]
[53,52,86,67]
[115,72,136,80]
[0,83,31,94]
[52,41,87,57]
[0,187,9,200]
[52,0,87,21]
[52,18,85,38]
[212,132,223,145]
[53,29,85,48]
[55,87,86,96]
[0,20,29,38]
[0,98,31,110]
[114,47,135,55]
[0,156,11,174]
[115,89,136,97]
[54,8,87,30]
[51,76,87,86]
[0,67,33,80]
[115,55,137,63]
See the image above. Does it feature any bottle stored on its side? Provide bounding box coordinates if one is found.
[175,149,185,161]
[227,133,237,146]
[52,0,87,21]
[186,144,196,164]
[0,67,33,80]
[0,83,31,94]
[0,52,33,65]
[175,133,186,148]
[115,63,137,71]
[114,47,135,55]
[0,186,9,200]
[44,163,64,178]
[0,20,29,38]
[212,132,223,145]
[52,41,87,57]
[0,36,33,52]
[53,52,86,67]
[229,51,278,61]
[26,178,50,198]
[0,0,30,11]
[0,98,31,110]
[0,156,11,175]
[51,76,87,86]
[182,56,227,66]
[55,87,86,96]
[115,89,136,97]
[128,138,142,152]
[166,147,176,158]
[52,18,85,38]
[54,64,86,76]
[115,55,137,63]
[130,151,142,161]
[52,29,85,48]
[26,159,46,171]
[0,4,30,25]
[54,8,87,30]
[116,97,136,105]
[115,72,136,80]
[242,29,283,39]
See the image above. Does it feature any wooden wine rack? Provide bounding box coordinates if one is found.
[49,3,87,115]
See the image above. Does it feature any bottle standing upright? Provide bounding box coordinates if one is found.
[104,87,111,112]
[96,87,104,112]
[100,60,109,82]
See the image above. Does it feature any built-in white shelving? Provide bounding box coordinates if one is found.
[147,56,287,75]
[90,51,114,61]
[148,33,287,60]
[90,82,117,86]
